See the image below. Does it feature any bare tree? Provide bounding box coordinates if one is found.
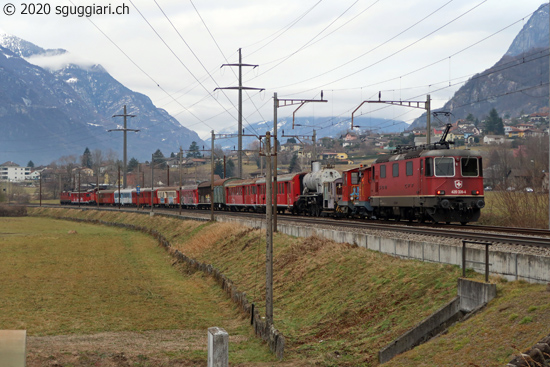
[523,136,549,190]
[57,155,78,189]
[486,142,514,190]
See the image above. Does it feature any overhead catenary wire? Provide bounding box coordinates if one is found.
[248,0,363,80]
[188,0,266,138]
[270,0,453,90]
[284,0,489,96]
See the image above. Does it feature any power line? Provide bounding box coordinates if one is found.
[244,0,324,53]
[250,0,363,80]
[189,0,263,137]
[66,0,213,134]
[285,0,489,96]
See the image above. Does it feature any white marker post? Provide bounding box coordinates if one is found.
[208,327,228,367]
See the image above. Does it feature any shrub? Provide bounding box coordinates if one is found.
[0,205,27,217]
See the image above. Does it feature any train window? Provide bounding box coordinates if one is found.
[406,161,413,176]
[351,172,359,185]
[425,158,433,177]
[435,157,454,177]
[380,165,386,178]
[392,163,399,177]
[461,157,479,177]
[372,166,375,179]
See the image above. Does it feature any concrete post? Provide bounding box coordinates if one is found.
[208,327,228,367]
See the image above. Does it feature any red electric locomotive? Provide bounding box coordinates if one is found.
[367,125,484,224]
[60,191,72,205]
[369,148,484,224]
[334,125,484,224]
[70,190,95,205]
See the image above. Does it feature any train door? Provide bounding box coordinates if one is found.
[287,182,292,206]
[373,165,379,196]
[323,182,333,209]
[359,167,371,202]
[350,170,360,204]
[418,158,423,195]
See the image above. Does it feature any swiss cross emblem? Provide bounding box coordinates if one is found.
[454,180,463,189]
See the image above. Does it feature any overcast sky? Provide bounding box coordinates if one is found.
[1,0,547,138]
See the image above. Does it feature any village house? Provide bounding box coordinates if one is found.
[0,161,31,181]
[483,135,507,145]
[280,142,301,152]
[528,112,548,123]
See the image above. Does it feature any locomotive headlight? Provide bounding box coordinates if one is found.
[471,190,480,195]
[436,190,445,195]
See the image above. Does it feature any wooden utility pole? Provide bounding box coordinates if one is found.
[118,165,121,210]
[110,105,138,189]
[179,146,183,215]
[96,171,99,209]
[275,92,327,231]
[426,94,432,145]
[151,154,154,213]
[313,129,317,162]
[273,93,278,232]
[264,131,273,328]
[216,49,264,178]
[211,130,215,222]
[78,169,81,209]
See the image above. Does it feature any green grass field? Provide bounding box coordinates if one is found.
[25,208,550,366]
[0,216,275,365]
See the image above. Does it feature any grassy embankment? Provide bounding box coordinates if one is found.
[18,207,550,366]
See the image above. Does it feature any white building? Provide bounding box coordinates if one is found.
[483,135,507,145]
[0,161,31,181]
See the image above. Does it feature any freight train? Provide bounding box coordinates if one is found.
[61,128,484,225]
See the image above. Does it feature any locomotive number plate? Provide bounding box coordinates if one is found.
[451,189,466,194]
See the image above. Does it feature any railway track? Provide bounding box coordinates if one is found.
[219,211,550,248]
[34,204,550,249]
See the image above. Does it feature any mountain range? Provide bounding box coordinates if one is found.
[2,2,548,166]
[0,33,203,166]
[410,3,550,130]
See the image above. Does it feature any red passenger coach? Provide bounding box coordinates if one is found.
[225,179,258,211]
[157,187,179,207]
[180,184,199,208]
[256,172,305,213]
[97,189,115,205]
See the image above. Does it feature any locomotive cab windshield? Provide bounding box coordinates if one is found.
[461,157,481,177]
[426,156,482,178]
